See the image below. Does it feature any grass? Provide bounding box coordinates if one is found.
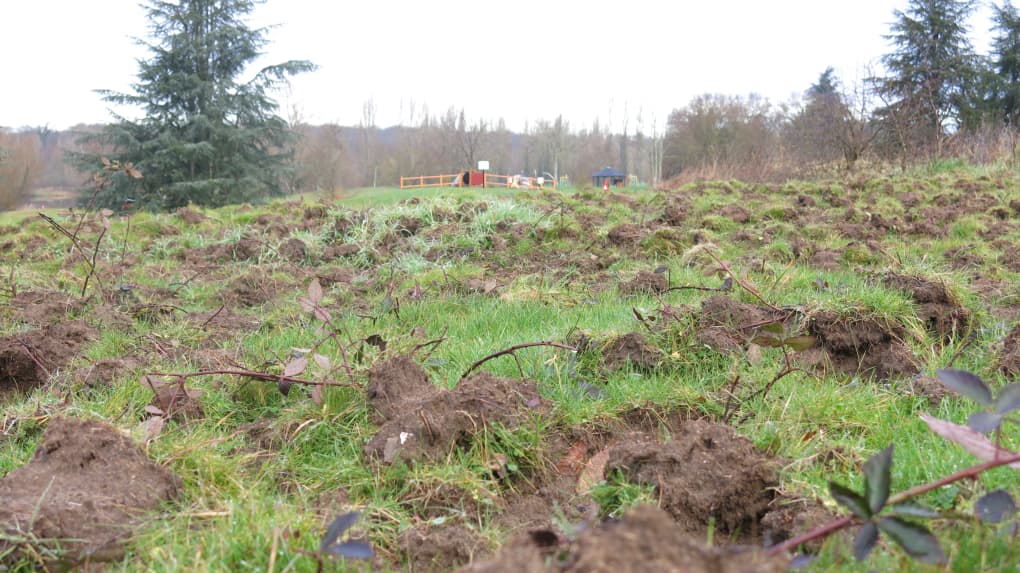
[2,172,1020,571]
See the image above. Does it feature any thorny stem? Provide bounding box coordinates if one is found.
[147,369,359,388]
[460,341,577,380]
[766,451,1020,557]
[703,248,782,312]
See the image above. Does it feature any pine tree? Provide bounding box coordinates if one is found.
[82,0,314,210]
[992,1,1020,126]
[874,0,980,156]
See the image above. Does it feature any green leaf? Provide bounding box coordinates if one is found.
[863,444,893,514]
[876,517,946,564]
[853,522,879,561]
[995,383,1020,415]
[967,411,1002,434]
[935,368,993,406]
[829,481,872,520]
[975,490,1017,524]
[887,502,940,519]
[750,334,784,348]
[759,322,785,335]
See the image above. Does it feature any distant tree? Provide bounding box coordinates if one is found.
[992,1,1020,126]
[873,0,981,157]
[0,128,43,210]
[80,0,315,211]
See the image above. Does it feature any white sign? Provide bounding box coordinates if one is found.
[477,160,489,171]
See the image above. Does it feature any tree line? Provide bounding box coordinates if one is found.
[3,0,1020,211]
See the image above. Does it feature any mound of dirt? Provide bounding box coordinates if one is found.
[175,206,207,224]
[801,311,919,380]
[602,332,663,371]
[277,237,307,263]
[718,204,751,224]
[364,357,546,463]
[695,295,783,352]
[999,324,1020,378]
[604,420,778,535]
[884,273,970,341]
[0,321,97,397]
[10,290,85,325]
[222,273,278,307]
[400,523,487,572]
[760,498,838,552]
[0,417,180,566]
[618,270,667,295]
[606,224,643,246]
[74,357,144,388]
[458,505,788,573]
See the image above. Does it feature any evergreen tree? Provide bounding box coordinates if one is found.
[874,0,980,155]
[992,1,1020,126]
[81,0,314,211]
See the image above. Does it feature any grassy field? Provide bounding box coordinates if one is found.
[2,170,1020,571]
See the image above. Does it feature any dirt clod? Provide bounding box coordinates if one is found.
[884,273,970,341]
[801,311,919,380]
[400,523,486,572]
[602,332,663,371]
[10,290,85,325]
[999,324,1020,378]
[364,357,545,463]
[0,417,180,566]
[459,505,788,573]
[618,270,667,295]
[604,420,778,535]
[0,321,97,397]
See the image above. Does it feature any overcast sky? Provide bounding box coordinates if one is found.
[0,0,998,133]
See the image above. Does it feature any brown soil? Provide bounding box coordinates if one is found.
[602,332,663,371]
[906,374,950,408]
[884,273,971,341]
[89,304,136,331]
[618,270,667,295]
[400,523,487,572]
[459,505,788,573]
[277,237,307,263]
[999,324,1020,378]
[222,273,279,307]
[188,306,262,337]
[718,204,751,224]
[801,311,919,380]
[10,290,85,325]
[760,498,838,552]
[604,420,778,536]
[695,295,783,352]
[0,417,180,567]
[606,224,643,246]
[75,357,144,388]
[364,357,546,463]
[175,206,207,224]
[0,321,97,397]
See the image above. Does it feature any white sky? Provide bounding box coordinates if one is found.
[0,0,998,133]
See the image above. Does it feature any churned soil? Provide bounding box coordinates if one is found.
[800,311,920,380]
[0,320,97,397]
[0,417,180,566]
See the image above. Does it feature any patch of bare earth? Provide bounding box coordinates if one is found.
[618,270,667,295]
[884,273,971,341]
[363,356,546,463]
[0,417,180,567]
[798,311,919,380]
[0,321,97,397]
[604,419,778,536]
[602,332,663,371]
[400,523,488,572]
[458,505,788,573]
[695,295,783,353]
[9,290,85,325]
[999,324,1020,378]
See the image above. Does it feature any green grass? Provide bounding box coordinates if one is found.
[3,168,1020,571]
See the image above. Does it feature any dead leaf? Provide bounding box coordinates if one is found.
[555,441,588,475]
[920,413,1020,469]
[299,297,315,313]
[144,405,165,416]
[283,355,309,377]
[577,447,611,494]
[308,278,323,305]
[313,353,331,371]
[311,385,323,405]
[746,343,763,366]
[138,416,165,441]
[313,306,333,323]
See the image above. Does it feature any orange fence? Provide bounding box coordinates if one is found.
[399,173,463,189]
[400,173,557,190]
